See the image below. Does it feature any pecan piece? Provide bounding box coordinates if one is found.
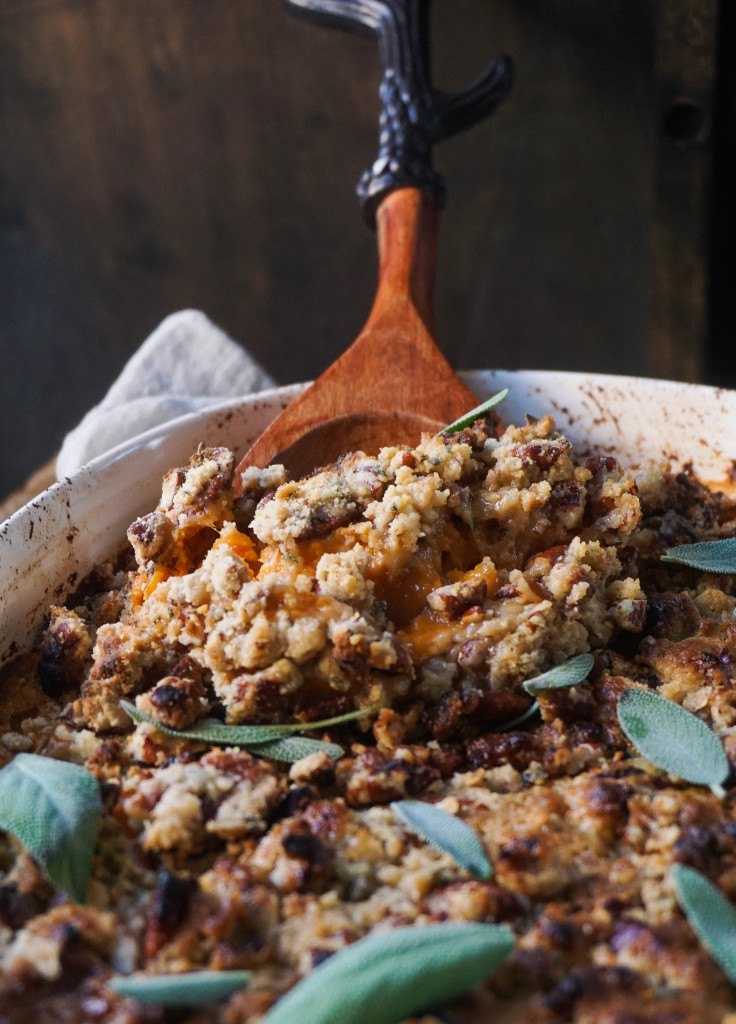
[427,579,487,620]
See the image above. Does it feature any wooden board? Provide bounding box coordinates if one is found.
[0,0,719,498]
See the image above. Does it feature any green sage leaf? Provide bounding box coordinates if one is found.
[108,970,251,1006]
[122,702,290,743]
[392,800,492,880]
[441,389,508,435]
[121,703,344,763]
[244,735,345,763]
[259,922,514,1024]
[661,538,736,574]
[122,700,379,751]
[617,689,730,793]
[522,653,594,696]
[671,864,736,984]
[0,753,102,904]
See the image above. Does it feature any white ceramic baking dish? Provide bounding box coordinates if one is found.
[2,370,736,670]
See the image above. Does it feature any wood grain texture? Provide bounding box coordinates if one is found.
[0,0,716,498]
[650,0,717,382]
[238,189,478,477]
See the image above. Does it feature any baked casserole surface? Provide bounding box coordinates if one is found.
[3,409,736,1022]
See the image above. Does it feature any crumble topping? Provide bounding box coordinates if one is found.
[2,410,736,1023]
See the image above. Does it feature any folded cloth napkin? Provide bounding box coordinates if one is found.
[56,310,276,479]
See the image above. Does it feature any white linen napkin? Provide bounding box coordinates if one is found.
[56,310,276,479]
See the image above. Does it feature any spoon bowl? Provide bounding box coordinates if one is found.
[258,411,446,479]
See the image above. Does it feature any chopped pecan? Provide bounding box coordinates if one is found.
[548,480,584,512]
[144,870,198,958]
[344,749,440,806]
[609,597,647,632]
[169,446,236,526]
[421,879,526,923]
[289,751,337,788]
[457,638,491,673]
[427,579,487,620]
[467,730,541,772]
[585,455,620,475]
[422,689,531,741]
[511,439,568,471]
[140,673,209,730]
[38,608,92,697]
[543,965,643,1015]
[127,510,174,565]
[443,415,499,448]
[645,592,700,641]
[332,627,411,684]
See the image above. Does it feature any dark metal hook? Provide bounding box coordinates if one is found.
[284,0,513,225]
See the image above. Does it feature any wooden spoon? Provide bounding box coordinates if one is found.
[236,0,512,481]
[238,187,476,479]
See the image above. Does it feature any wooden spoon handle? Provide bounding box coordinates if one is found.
[368,186,438,335]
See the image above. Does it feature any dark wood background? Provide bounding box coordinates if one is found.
[0,0,725,497]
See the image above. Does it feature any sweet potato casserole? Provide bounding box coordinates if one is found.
[3,404,736,1022]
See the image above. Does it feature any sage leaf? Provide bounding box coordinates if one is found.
[522,653,594,696]
[243,735,345,763]
[122,703,344,762]
[442,389,508,435]
[259,922,514,1024]
[122,700,379,752]
[108,970,251,1006]
[122,702,292,743]
[392,800,492,880]
[671,864,736,984]
[661,538,736,574]
[617,689,730,794]
[0,753,102,904]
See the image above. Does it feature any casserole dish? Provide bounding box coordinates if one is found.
[3,369,736,1024]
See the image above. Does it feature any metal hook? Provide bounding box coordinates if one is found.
[284,0,513,225]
